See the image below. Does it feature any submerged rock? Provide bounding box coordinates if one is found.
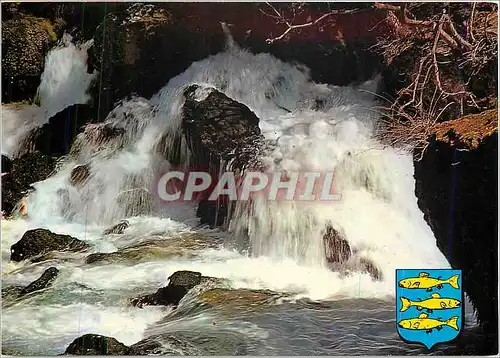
[130,270,202,308]
[321,224,382,281]
[1,286,24,302]
[102,220,129,235]
[198,288,285,312]
[116,188,153,217]
[70,164,91,187]
[2,267,59,307]
[63,334,129,355]
[20,267,59,295]
[358,257,382,281]
[322,224,351,265]
[10,228,89,262]
[85,233,220,265]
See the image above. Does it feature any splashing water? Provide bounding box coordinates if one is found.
[2,39,456,355]
[1,34,96,157]
[22,41,449,289]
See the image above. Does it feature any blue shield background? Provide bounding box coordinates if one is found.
[396,269,463,349]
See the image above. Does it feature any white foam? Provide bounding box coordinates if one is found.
[1,303,166,355]
[1,34,96,157]
[12,45,448,303]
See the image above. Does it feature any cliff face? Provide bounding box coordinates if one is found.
[414,115,498,347]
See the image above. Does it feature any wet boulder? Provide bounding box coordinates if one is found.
[1,286,24,303]
[130,270,202,308]
[70,164,91,187]
[182,85,261,160]
[323,224,351,265]
[116,188,153,217]
[1,151,56,217]
[85,234,221,265]
[127,339,164,355]
[198,288,286,313]
[10,228,89,262]
[2,267,59,307]
[63,334,129,355]
[102,220,129,235]
[20,267,59,295]
[2,13,66,103]
[358,257,382,281]
[181,85,263,227]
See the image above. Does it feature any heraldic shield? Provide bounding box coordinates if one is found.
[396,269,463,349]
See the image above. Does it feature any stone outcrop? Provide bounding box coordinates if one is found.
[415,126,498,346]
[181,85,263,226]
[1,13,65,103]
[10,228,89,262]
[1,151,56,217]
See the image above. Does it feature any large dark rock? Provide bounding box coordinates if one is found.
[10,228,89,262]
[130,270,202,308]
[181,85,263,227]
[1,151,56,216]
[1,13,65,103]
[414,133,498,347]
[63,334,129,355]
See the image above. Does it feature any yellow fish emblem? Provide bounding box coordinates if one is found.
[398,272,459,291]
[400,293,461,313]
[398,313,459,334]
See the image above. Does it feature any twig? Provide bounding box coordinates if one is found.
[469,2,477,42]
[263,2,363,44]
[432,15,469,97]
[445,15,474,50]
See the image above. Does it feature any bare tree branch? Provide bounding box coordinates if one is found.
[262,2,364,44]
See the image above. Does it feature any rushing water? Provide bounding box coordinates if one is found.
[1,34,96,158]
[1,35,482,355]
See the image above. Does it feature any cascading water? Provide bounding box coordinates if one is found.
[1,34,96,157]
[3,36,472,356]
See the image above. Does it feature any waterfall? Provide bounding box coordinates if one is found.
[1,34,96,157]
